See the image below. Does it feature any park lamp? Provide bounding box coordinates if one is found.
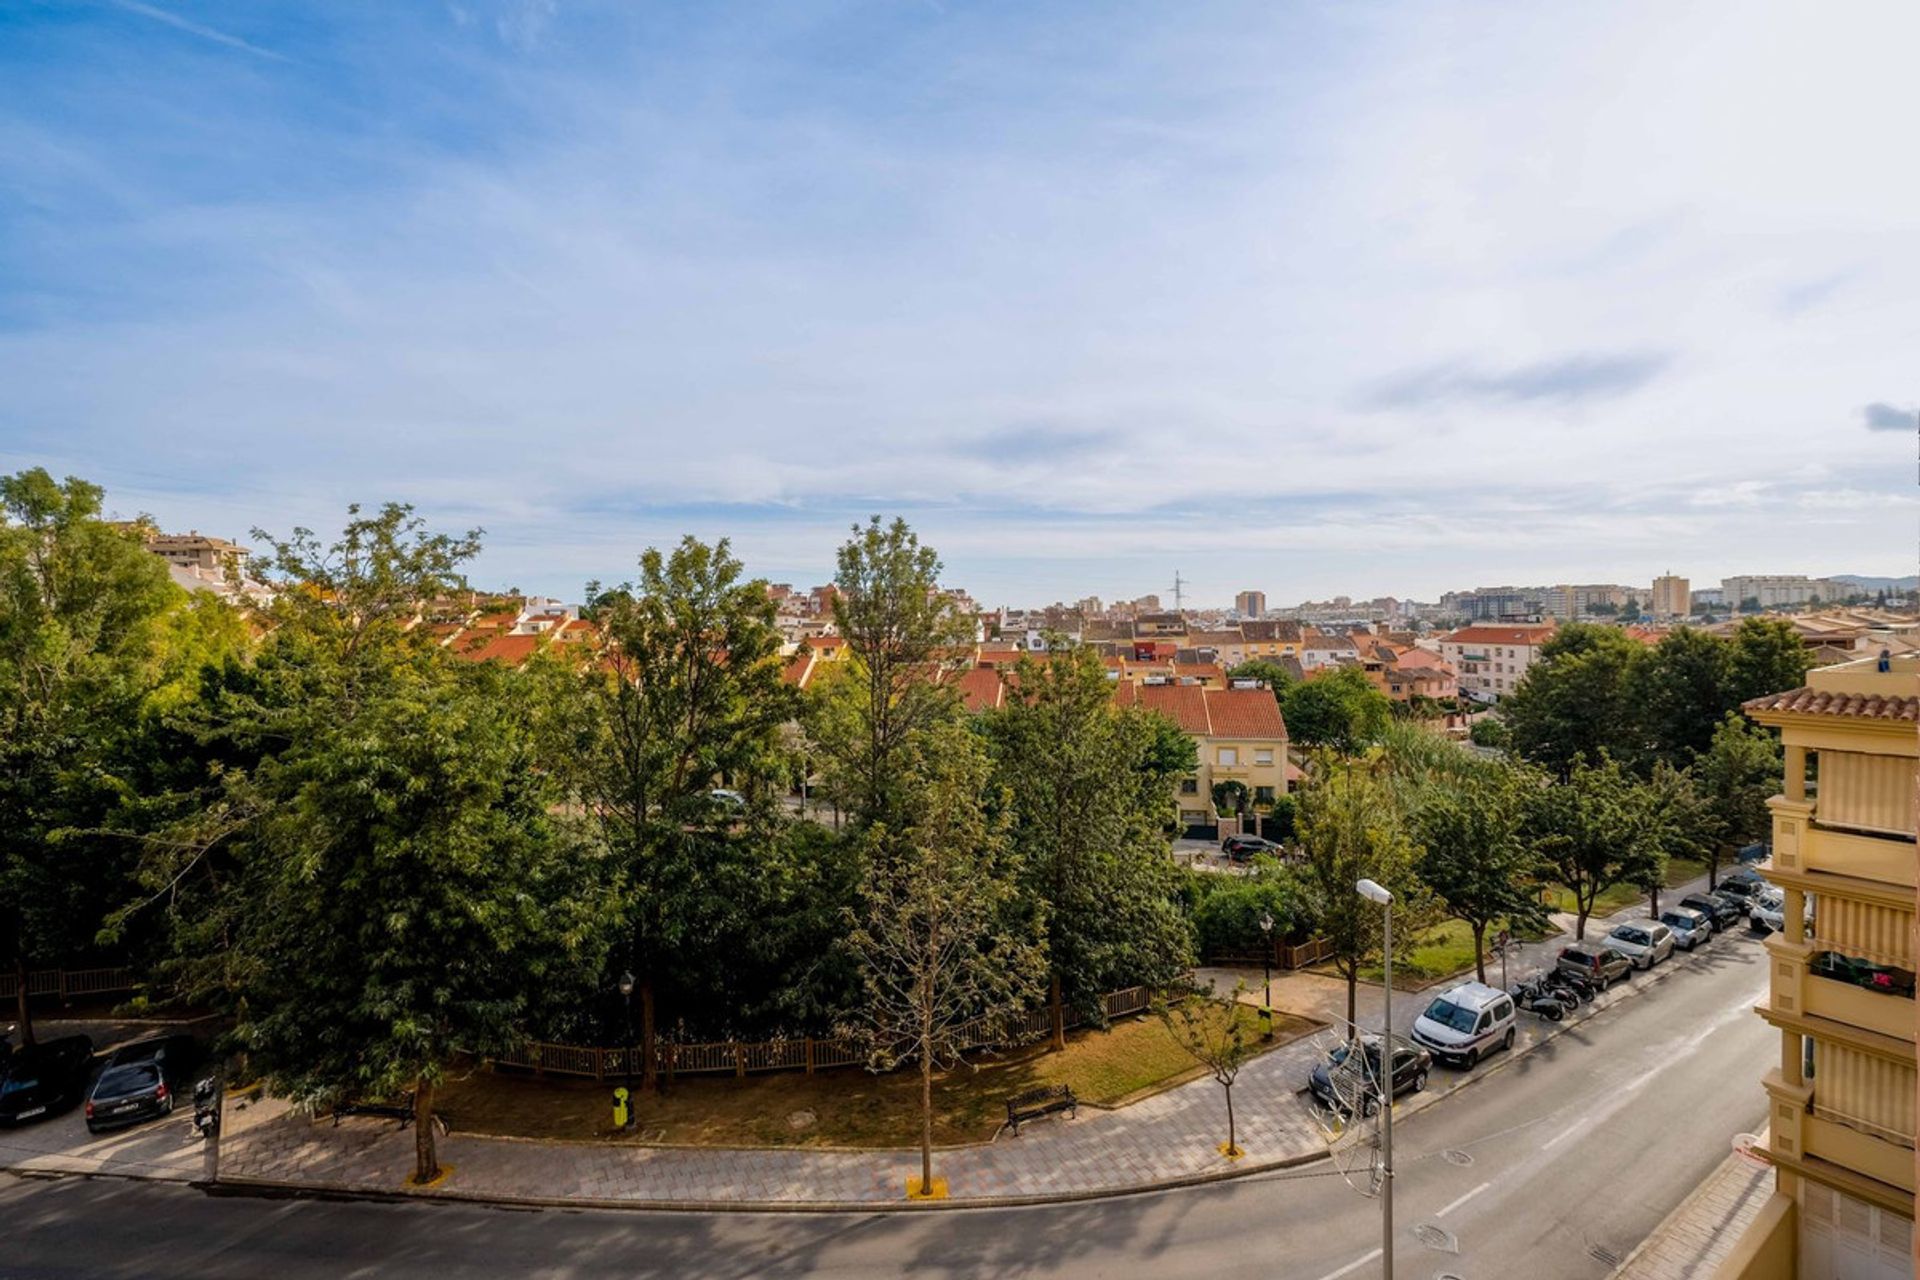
[1356,879,1392,906]
[1258,912,1274,937]
[1354,876,1396,1280]
[617,971,635,999]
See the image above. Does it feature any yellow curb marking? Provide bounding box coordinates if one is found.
[408,1163,455,1190]
[905,1175,950,1200]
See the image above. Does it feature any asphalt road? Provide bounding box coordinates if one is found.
[0,933,1771,1280]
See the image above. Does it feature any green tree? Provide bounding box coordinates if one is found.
[981,646,1193,1049]
[822,517,973,829]
[1632,761,1715,916]
[1282,666,1391,753]
[1631,627,1732,766]
[1296,754,1436,1031]
[1156,984,1257,1158]
[1525,755,1663,939]
[1469,716,1511,749]
[1188,867,1302,957]
[848,721,1044,1198]
[1226,659,1296,693]
[1726,618,1812,704]
[0,470,184,1043]
[1695,714,1781,888]
[1415,764,1550,982]
[568,537,796,1089]
[1503,624,1644,777]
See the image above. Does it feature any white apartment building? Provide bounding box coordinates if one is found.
[1722,575,1843,609]
[1434,623,1557,700]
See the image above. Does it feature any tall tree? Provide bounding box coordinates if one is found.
[1726,617,1812,704]
[1282,666,1391,754]
[848,721,1043,1198]
[1632,761,1714,916]
[1296,754,1435,1032]
[0,470,182,1043]
[1695,714,1781,888]
[569,537,796,1089]
[1525,754,1663,939]
[823,517,973,829]
[1415,764,1550,982]
[1503,624,1644,777]
[1631,627,1732,766]
[981,646,1193,1050]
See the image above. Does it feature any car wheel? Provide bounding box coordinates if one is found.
[1464,1047,1480,1068]
[1362,1094,1379,1117]
[1412,1071,1428,1094]
[1502,1027,1515,1051]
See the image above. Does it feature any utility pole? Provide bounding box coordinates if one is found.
[1171,570,1188,612]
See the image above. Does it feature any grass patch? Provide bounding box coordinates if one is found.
[438,1002,1319,1149]
[1546,858,1709,920]
[1316,918,1558,988]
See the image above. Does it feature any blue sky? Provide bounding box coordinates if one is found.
[2,1,1915,606]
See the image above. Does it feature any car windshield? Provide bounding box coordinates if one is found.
[1423,999,1479,1033]
[96,1064,158,1095]
[0,1072,40,1096]
[1660,914,1690,929]
[1613,928,1647,945]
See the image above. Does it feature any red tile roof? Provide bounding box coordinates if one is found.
[458,633,543,666]
[781,650,817,688]
[954,667,1006,713]
[1742,688,1920,722]
[1113,681,1288,740]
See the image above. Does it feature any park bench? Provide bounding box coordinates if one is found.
[1004,1084,1077,1134]
[330,1093,448,1134]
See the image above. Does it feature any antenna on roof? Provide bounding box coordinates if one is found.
[1171,569,1187,612]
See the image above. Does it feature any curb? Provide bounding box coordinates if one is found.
[1606,1130,1770,1278]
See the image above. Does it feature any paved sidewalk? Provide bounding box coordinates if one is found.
[1614,1142,1773,1279]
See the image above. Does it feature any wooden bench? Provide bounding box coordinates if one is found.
[1005,1084,1077,1134]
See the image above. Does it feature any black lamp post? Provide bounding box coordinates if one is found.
[617,970,636,1126]
[1257,911,1275,1039]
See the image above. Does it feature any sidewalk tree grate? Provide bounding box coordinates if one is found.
[1441,1148,1474,1166]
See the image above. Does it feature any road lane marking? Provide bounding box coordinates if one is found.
[1436,1180,1491,1217]
[1541,1115,1593,1150]
[1313,1247,1383,1280]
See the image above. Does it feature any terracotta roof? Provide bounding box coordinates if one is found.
[781,650,817,688]
[1441,625,1557,646]
[954,667,1006,713]
[1741,688,1920,722]
[1239,620,1303,643]
[1116,681,1212,736]
[1204,687,1288,739]
[457,633,543,666]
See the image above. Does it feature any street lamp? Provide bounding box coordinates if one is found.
[617,970,636,1127]
[1257,911,1275,1039]
[1356,878,1395,1280]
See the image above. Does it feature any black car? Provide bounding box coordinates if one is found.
[1715,870,1769,902]
[1680,892,1744,930]
[86,1035,201,1133]
[1221,835,1283,863]
[1308,1037,1430,1115]
[0,1035,95,1125]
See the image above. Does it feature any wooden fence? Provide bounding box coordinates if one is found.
[0,967,135,1002]
[1202,936,1334,970]
[493,984,1156,1082]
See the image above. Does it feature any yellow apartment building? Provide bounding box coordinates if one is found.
[1719,652,1916,1280]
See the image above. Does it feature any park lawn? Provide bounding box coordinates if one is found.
[1329,918,1558,988]
[437,1001,1321,1149]
[1546,857,1709,919]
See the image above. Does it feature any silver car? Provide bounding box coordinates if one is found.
[1602,920,1675,970]
[1657,907,1712,951]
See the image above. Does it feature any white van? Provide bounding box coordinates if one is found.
[1410,981,1517,1068]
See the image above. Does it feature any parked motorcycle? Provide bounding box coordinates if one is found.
[1544,972,1596,1005]
[192,1076,220,1140]
[1508,978,1569,1022]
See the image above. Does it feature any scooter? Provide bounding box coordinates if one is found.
[1508,978,1569,1022]
[1544,972,1596,1005]
[192,1076,220,1140]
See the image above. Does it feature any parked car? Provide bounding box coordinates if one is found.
[1658,906,1713,951]
[1603,920,1676,970]
[1410,982,1516,1068]
[1715,870,1769,902]
[0,1034,94,1125]
[1307,1036,1431,1115]
[86,1035,201,1134]
[1747,887,1811,935]
[1735,842,1771,866]
[1220,835,1283,862]
[1556,941,1634,989]
[1679,892,1743,930]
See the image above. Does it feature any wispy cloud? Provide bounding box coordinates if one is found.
[1862,402,1914,431]
[1359,352,1671,412]
[108,0,290,63]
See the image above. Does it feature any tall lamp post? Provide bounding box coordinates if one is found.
[617,970,637,1127]
[1257,911,1275,1040]
[1356,878,1395,1280]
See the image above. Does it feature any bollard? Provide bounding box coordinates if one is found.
[612,1086,630,1130]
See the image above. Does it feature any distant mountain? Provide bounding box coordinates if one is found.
[1830,574,1919,592]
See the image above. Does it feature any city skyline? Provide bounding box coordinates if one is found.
[4,2,1916,604]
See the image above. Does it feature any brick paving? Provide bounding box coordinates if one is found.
[1613,1143,1773,1279]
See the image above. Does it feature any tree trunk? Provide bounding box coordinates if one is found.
[1345,966,1358,1036]
[411,1076,438,1185]
[1471,921,1487,983]
[1574,909,1589,941]
[1708,846,1722,890]
[919,1032,934,1195]
[1648,883,1661,917]
[12,943,33,1048]
[1224,1081,1237,1154]
[640,979,658,1093]
[1048,974,1066,1053]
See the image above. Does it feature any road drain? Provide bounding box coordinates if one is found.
[1589,1244,1622,1267]
[1441,1149,1474,1166]
[1414,1224,1459,1253]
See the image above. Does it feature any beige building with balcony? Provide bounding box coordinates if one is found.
[1717,653,1916,1280]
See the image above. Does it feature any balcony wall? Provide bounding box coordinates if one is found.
[1802,825,1916,889]
[1803,1114,1914,1194]
[1804,976,1914,1042]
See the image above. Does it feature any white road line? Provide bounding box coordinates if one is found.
[1313,1247,1383,1280]
[1541,1114,1593,1150]
[1436,1179,1492,1217]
